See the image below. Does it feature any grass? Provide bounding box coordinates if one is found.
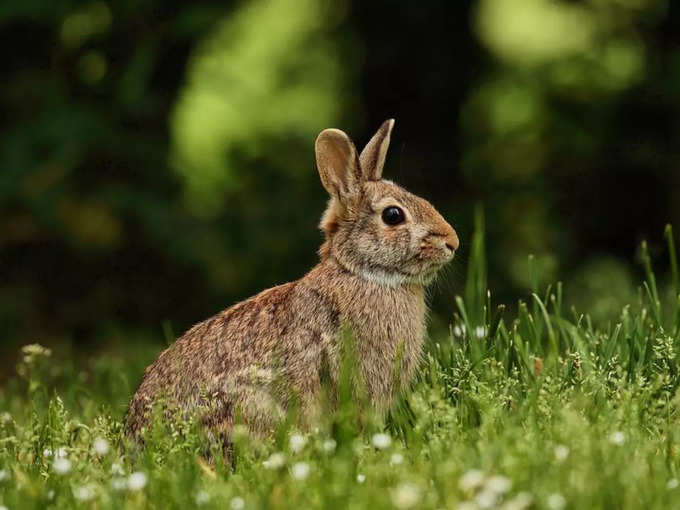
[1,216,680,509]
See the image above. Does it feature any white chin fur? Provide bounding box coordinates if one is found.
[356,267,436,288]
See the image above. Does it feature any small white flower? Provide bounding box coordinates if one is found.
[55,447,68,458]
[289,434,307,453]
[554,445,570,462]
[322,439,337,453]
[263,452,286,470]
[474,326,487,339]
[356,473,366,484]
[609,431,625,446]
[547,493,566,510]
[111,462,124,475]
[52,458,72,475]
[0,505,8,510]
[43,448,52,458]
[476,489,498,509]
[390,453,404,465]
[291,462,310,480]
[46,489,55,500]
[73,485,95,501]
[459,469,485,491]
[127,471,148,491]
[667,478,679,490]
[453,325,465,338]
[110,477,127,491]
[503,492,533,510]
[0,469,8,482]
[371,433,391,449]
[93,437,109,456]
[0,412,11,423]
[391,483,420,509]
[230,496,245,510]
[195,490,210,505]
[485,475,512,494]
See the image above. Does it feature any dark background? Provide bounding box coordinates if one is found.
[2,0,679,370]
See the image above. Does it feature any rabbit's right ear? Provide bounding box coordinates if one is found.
[315,128,361,202]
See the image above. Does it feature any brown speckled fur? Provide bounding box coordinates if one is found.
[125,120,459,441]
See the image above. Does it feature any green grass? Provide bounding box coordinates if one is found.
[1,218,680,509]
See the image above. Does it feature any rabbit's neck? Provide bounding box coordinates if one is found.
[326,254,421,288]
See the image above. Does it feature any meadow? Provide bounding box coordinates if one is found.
[1,219,679,510]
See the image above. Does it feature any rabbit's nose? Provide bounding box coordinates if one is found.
[444,229,459,253]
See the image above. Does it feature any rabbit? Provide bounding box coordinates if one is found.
[125,119,459,442]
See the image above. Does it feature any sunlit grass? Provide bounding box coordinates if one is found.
[1,219,679,509]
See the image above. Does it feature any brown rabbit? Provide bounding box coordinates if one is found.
[125,120,459,441]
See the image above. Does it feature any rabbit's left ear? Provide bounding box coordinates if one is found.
[359,119,394,181]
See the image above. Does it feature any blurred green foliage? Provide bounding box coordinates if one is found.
[1,0,679,363]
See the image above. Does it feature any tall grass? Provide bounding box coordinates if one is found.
[1,219,679,509]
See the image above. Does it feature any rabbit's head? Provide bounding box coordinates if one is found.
[316,120,459,286]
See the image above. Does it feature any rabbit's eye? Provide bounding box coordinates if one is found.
[382,206,405,226]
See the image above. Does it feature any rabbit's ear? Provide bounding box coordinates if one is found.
[359,119,394,181]
[316,128,361,201]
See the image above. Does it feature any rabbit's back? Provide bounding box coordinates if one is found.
[125,279,340,438]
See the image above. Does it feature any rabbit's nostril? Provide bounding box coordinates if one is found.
[445,242,454,252]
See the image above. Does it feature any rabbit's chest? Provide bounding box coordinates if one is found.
[343,286,426,405]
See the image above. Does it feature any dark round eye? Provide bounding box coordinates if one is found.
[381,206,405,226]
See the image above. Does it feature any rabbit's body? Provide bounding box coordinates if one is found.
[126,120,458,441]
[126,259,425,438]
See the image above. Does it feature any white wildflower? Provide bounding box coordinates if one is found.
[230,496,245,510]
[73,485,95,501]
[291,462,310,480]
[0,469,8,482]
[289,434,306,453]
[52,458,72,475]
[476,489,498,509]
[554,445,570,462]
[453,325,466,338]
[55,447,68,458]
[371,433,391,449]
[667,478,679,490]
[391,483,421,509]
[46,489,55,500]
[263,452,286,470]
[357,473,366,483]
[547,493,566,510]
[609,431,625,446]
[322,439,337,453]
[459,469,485,492]
[0,412,11,423]
[390,453,404,465]
[474,326,487,339]
[195,490,210,505]
[110,477,127,491]
[43,448,52,458]
[111,462,124,475]
[127,471,148,491]
[503,492,533,510]
[93,437,109,455]
[485,475,512,494]
[0,505,8,510]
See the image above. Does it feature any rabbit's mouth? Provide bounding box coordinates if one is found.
[402,258,450,285]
